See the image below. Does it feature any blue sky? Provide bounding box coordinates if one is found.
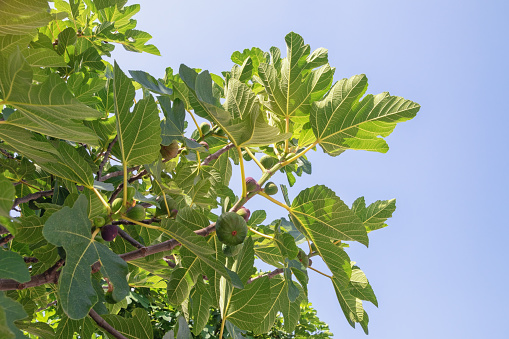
[110,0,509,337]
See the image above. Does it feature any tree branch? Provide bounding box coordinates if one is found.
[0,234,13,246]
[12,190,54,209]
[0,259,64,291]
[117,228,144,249]
[0,225,9,235]
[201,143,234,166]
[97,136,117,180]
[89,309,128,339]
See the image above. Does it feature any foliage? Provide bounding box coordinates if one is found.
[0,0,419,338]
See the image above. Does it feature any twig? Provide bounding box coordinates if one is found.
[89,309,128,339]
[0,148,14,158]
[0,259,64,291]
[246,268,284,284]
[36,300,57,312]
[0,234,13,246]
[23,257,39,263]
[108,169,147,203]
[97,136,117,180]
[201,143,235,166]
[99,166,140,182]
[117,228,144,249]
[12,190,54,209]
[0,225,9,235]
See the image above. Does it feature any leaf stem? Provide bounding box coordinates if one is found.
[91,227,101,240]
[284,116,290,153]
[236,146,247,198]
[122,164,128,207]
[308,266,333,279]
[92,187,111,214]
[280,140,319,167]
[186,109,203,138]
[248,226,274,240]
[244,147,265,172]
[219,316,227,339]
[258,191,291,212]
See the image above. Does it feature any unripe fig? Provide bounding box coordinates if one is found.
[57,246,66,260]
[104,291,119,304]
[125,205,146,221]
[199,122,211,134]
[199,141,209,150]
[155,195,178,216]
[215,212,248,246]
[125,186,136,201]
[260,155,278,169]
[297,249,309,268]
[243,152,252,162]
[111,198,124,213]
[264,182,278,195]
[160,141,179,160]
[93,216,106,227]
[222,243,243,257]
[236,207,250,222]
[101,224,118,242]
[245,177,260,192]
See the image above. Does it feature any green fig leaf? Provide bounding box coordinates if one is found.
[0,292,28,339]
[43,195,129,319]
[352,197,396,232]
[0,250,30,283]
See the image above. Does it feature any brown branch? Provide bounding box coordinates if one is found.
[107,169,147,203]
[97,136,117,180]
[0,225,9,235]
[117,228,144,249]
[89,309,128,339]
[12,190,54,209]
[99,166,140,183]
[23,257,39,263]
[0,234,13,246]
[36,300,57,312]
[0,259,64,291]
[247,268,284,284]
[201,143,234,166]
[0,148,14,159]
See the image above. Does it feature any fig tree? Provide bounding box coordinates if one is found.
[222,243,243,257]
[236,207,250,222]
[101,224,119,242]
[245,177,260,192]
[215,212,248,246]
[125,205,146,221]
[264,182,278,195]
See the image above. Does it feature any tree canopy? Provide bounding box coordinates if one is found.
[0,0,420,338]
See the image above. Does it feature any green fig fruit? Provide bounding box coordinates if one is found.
[245,177,259,192]
[264,182,278,195]
[236,207,250,222]
[111,198,124,213]
[155,195,179,217]
[222,243,243,257]
[260,155,278,169]
[125,205,146,221]
[125,186,136,201]
[216,212,248,246]
[160,141,179,160]
[104,291,119,304]
[93,216,106,227]
[297,249,309,268]
[200,122,211,134]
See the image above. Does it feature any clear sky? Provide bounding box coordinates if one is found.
[109,0,509,337]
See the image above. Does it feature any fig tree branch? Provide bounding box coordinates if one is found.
[200,143,234,166]
[0,234,13,246]
[97,136,117,180]
[89,309,128,339]
[12,190,54,209]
